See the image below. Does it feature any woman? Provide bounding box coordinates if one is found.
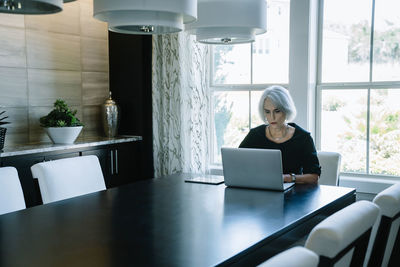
[239,85,320,184]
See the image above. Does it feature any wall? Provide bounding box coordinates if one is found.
[289,0,318,137]
[0,0,109,146]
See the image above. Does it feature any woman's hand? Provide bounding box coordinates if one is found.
[283,173,319,184]
[283,174,292,183]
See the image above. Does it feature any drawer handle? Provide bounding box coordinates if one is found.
[110,150,114,175]
[115,150,118,174]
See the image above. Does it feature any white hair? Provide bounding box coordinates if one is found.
[258,85,297,123]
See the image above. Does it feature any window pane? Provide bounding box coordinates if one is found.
[321,0,372,82]
[251,91,264,128]
[321,90,368,173]
[252,0,290,84]
[372,0,400,81]
[212,91,249,163]
[212,44,251,85]
[369,89,400,176]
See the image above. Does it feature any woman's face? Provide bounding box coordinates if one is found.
[263,98,286,128]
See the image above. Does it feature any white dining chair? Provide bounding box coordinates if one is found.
[317,151,341,186]
[258,246,319,267]
[30,155,106,204]
[0,166,26,215]
[305,200,379,267]
[365,183,400,267]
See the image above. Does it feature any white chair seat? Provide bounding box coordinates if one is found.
[305,200,379,267]
[258,246,319,267]
[31,155,106,204]
[0,167,26,215]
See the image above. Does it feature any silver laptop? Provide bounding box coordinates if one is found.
[221,147,295,191]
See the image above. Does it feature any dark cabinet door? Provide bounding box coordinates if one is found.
[109,32,154,179]
[81,147,112,188]
[1,154,44,207]
[110,142,143,187]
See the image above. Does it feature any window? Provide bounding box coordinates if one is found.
[210,0,290,164]
[318,0,400,177]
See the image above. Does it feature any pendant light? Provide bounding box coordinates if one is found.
[0,0,62,14]
[93,0,197,35]
[186,0,267,44]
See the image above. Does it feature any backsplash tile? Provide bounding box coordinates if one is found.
[28,69,82,107]
[25,1,80,35]
[0,14,24,28]
[0,25,26,68]
[82,105,103,138]
[82,72,109,105]
[26,30,81,71]
[0,67,28,107]
[81,37,109,72]
[80,0,108,39]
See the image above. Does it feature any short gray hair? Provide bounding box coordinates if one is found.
[258,85,297,123]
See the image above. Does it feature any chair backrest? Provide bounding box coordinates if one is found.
[258,246,319,267]
[305,200,379,267]
[31,155,106,204]
[0,167,26,215]
[317,151,341,186]
[365,183,400,267]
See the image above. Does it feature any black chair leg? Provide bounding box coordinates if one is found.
[388,227,400,267]
[351,230,371,267]
[368,217,391,267]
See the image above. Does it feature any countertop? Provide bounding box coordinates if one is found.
[0,135,142,157]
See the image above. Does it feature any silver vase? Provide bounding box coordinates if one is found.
[101,92,120,138]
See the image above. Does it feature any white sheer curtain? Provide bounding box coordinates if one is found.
[152,33,210,178]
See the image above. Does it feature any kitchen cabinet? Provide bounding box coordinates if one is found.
[109,32,154,179]
[82,142,143,188]
[0,138,143,207]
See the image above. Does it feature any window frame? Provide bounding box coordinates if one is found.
[315,0,400,179]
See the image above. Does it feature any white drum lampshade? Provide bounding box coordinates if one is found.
[93,0,197,35]
[186,0,267,44]
[0,0,62,14]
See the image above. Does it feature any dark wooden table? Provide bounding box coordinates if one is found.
[0,173,355,267]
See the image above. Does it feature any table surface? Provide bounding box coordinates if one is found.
[0,173,355,267]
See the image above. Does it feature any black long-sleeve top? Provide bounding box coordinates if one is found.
[239,123,321,175]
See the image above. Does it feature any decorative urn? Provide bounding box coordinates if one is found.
[101,92,120,138]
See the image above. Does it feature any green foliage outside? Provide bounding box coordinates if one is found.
[325,90,400,176]
[40,99,83,127]
[327,20,400,64]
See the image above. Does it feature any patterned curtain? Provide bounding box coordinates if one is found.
[152,33,210,178]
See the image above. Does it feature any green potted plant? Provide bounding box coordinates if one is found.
[0,109,10,150]
[40,99,84,144]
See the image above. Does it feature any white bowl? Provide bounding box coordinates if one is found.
[45,126,83,144]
